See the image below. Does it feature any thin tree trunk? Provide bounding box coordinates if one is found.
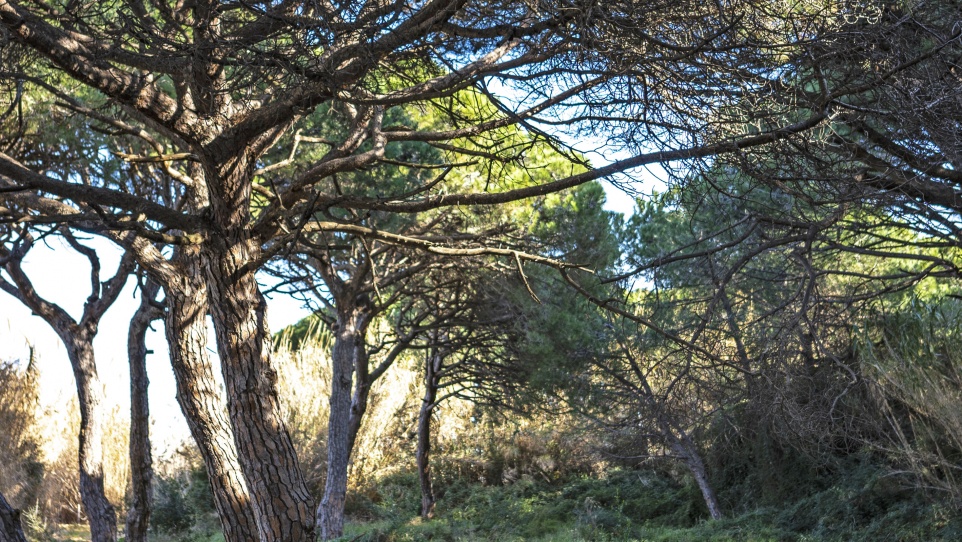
[666,430,723,520]
[619,339,723,521]
[417,346,442,520]
[67,337,119,542]
[318,309,368,540]
[163,249,259,542]
[205,246,315,542]
[0,491,26,542]
[685,452,723,520]
[347,335,372,455]
[125,280,162,542]
[0,238,128,542]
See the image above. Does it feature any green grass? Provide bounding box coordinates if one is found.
[43,465,962,542]
[49,524,226,542]
[52,524,89,542]
[334,466,962,542]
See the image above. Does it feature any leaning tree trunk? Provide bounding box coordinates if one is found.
[163,248,259,542]
[125,280,162,542]
[630,341,724,522]
[665,429,723,520]
[416,346,442,520]
[204,240,315,541]
[0,491,26,542]
[318,305,371,540]
[65,336,118,542]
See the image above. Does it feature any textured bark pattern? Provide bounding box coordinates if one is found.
[68,339,119,542]
[164,250,259,542]
[204,237,314,541]
[417,349,441,519]
[318,307,371,540]
[0,491,26,542]
[125,281,161,542]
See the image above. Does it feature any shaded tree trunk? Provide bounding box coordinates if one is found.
[66,336,119,542]
[203,207,315,540]
[417,345,442,520]
[125,279,162,542]
[162,248,259,542]
[665,429,722,520]
[0,491,26,542]
[318,305,371,540]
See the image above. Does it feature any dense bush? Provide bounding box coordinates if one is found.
[151,448,219,541]
[336,461,962,542]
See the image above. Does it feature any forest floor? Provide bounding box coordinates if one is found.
[45,465,962,542]
[51,525,89,541]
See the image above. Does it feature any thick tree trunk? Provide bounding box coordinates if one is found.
[66,337,118,542]
[0,491,26,542]
[204,246,315,542]
[417,348,441,520]
[163,249,259,542]
[191,154,313,541]
[125,280,161,542]
[318,309,369,540]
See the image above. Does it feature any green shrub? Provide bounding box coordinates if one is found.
[151,461,221,541]
[151,475,194,535]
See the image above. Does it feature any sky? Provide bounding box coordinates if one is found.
[0,235,313,454]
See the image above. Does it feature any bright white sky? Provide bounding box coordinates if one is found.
[0,236,313,453]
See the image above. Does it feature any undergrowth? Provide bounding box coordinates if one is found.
[337,462,962,542]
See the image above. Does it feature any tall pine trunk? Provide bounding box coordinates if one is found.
[125,280,161,542]
[201,155,315,541]
[163,248,259,542]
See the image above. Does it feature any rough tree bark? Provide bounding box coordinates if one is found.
[417,343,443,520]
[125,278,162,542]
[318,303,372,540]
[0,491,26,542]
[161,246,260,542]
[202,155,316,542]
